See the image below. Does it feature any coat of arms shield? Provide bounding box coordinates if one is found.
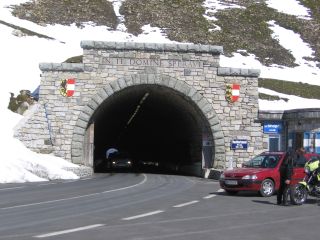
[59,78,75,97]
[226,84,240,103]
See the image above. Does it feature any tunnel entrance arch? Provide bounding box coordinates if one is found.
[73,74,225,176]
[15,40,263,179]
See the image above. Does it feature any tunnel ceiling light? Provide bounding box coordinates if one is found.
[126,92,150,126]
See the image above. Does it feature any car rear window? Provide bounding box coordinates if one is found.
[293,154,320,167]
[309,155,320,161]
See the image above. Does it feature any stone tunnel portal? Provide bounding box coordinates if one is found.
[14,41,263,179]
[91,84,214,175]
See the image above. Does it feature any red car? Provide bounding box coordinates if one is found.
[219,151,320,197]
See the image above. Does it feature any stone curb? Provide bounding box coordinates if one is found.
[63,166,93,178]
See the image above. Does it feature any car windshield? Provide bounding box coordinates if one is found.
[242,155,280,168]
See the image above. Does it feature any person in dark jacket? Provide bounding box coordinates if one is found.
[277,152,293,205]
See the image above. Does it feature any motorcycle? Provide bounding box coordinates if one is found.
[290,157,320,205]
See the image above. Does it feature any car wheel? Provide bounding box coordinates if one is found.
[259,179,275,197]
[225,190,238,195]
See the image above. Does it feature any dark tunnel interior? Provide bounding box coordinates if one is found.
[91,84,212,175]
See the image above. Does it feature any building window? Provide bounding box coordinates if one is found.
[316,133,320,154]
[304,132,320,153]
[289,132,320,153]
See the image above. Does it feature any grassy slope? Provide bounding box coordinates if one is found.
[259,78,320,100]
[8,0,117,28]
[2,0,319,100]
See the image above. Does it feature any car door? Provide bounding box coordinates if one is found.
[273,154,284,190]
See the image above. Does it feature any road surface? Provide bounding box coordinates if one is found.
[0,173,319,240]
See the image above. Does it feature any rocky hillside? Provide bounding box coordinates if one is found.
[3,0,320,101]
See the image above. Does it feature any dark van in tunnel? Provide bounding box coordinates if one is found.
[109,152,133,169]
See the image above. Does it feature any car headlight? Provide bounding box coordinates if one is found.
[220,173,225,180]
[127,161,131,164]
[112,161,116,164]
[242,175,258,180]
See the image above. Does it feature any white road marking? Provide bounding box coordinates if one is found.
[64,180,78,183]
[34,224,105,238]
[122,210,164,220]
[1,174,147,210]
[80,177,93,181]
[217,189,225,192]
[173,200,199,208]
[38,183,57,186]
[0,186,26,191]
[203,194,216,199]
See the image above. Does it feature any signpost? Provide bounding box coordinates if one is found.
[263,122,283,134]
[230,139,248,150]
[228,139,248,169]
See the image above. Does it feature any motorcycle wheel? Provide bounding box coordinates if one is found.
[290,184,307,205]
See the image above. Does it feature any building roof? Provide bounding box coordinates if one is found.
[259,108,320,121]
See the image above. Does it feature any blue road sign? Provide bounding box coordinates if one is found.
[231,139,248,150]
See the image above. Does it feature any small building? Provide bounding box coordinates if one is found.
[259,108,320,153]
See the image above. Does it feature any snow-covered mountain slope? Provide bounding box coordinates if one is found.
[1,0,319,111]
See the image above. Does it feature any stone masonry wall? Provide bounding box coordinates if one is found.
[14,103,54,154]
[14,41,266,171]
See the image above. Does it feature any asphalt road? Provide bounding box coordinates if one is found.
[0,173,319,240]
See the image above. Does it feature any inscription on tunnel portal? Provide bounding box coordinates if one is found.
[102,57,203,68]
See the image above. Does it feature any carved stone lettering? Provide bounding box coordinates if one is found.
[102,57,203,68]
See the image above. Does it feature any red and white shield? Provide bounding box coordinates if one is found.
[226,84,240,103]
[66,78,75,97]
[60,78,75,97]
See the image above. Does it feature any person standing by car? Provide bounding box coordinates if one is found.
[277,152,293,206]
